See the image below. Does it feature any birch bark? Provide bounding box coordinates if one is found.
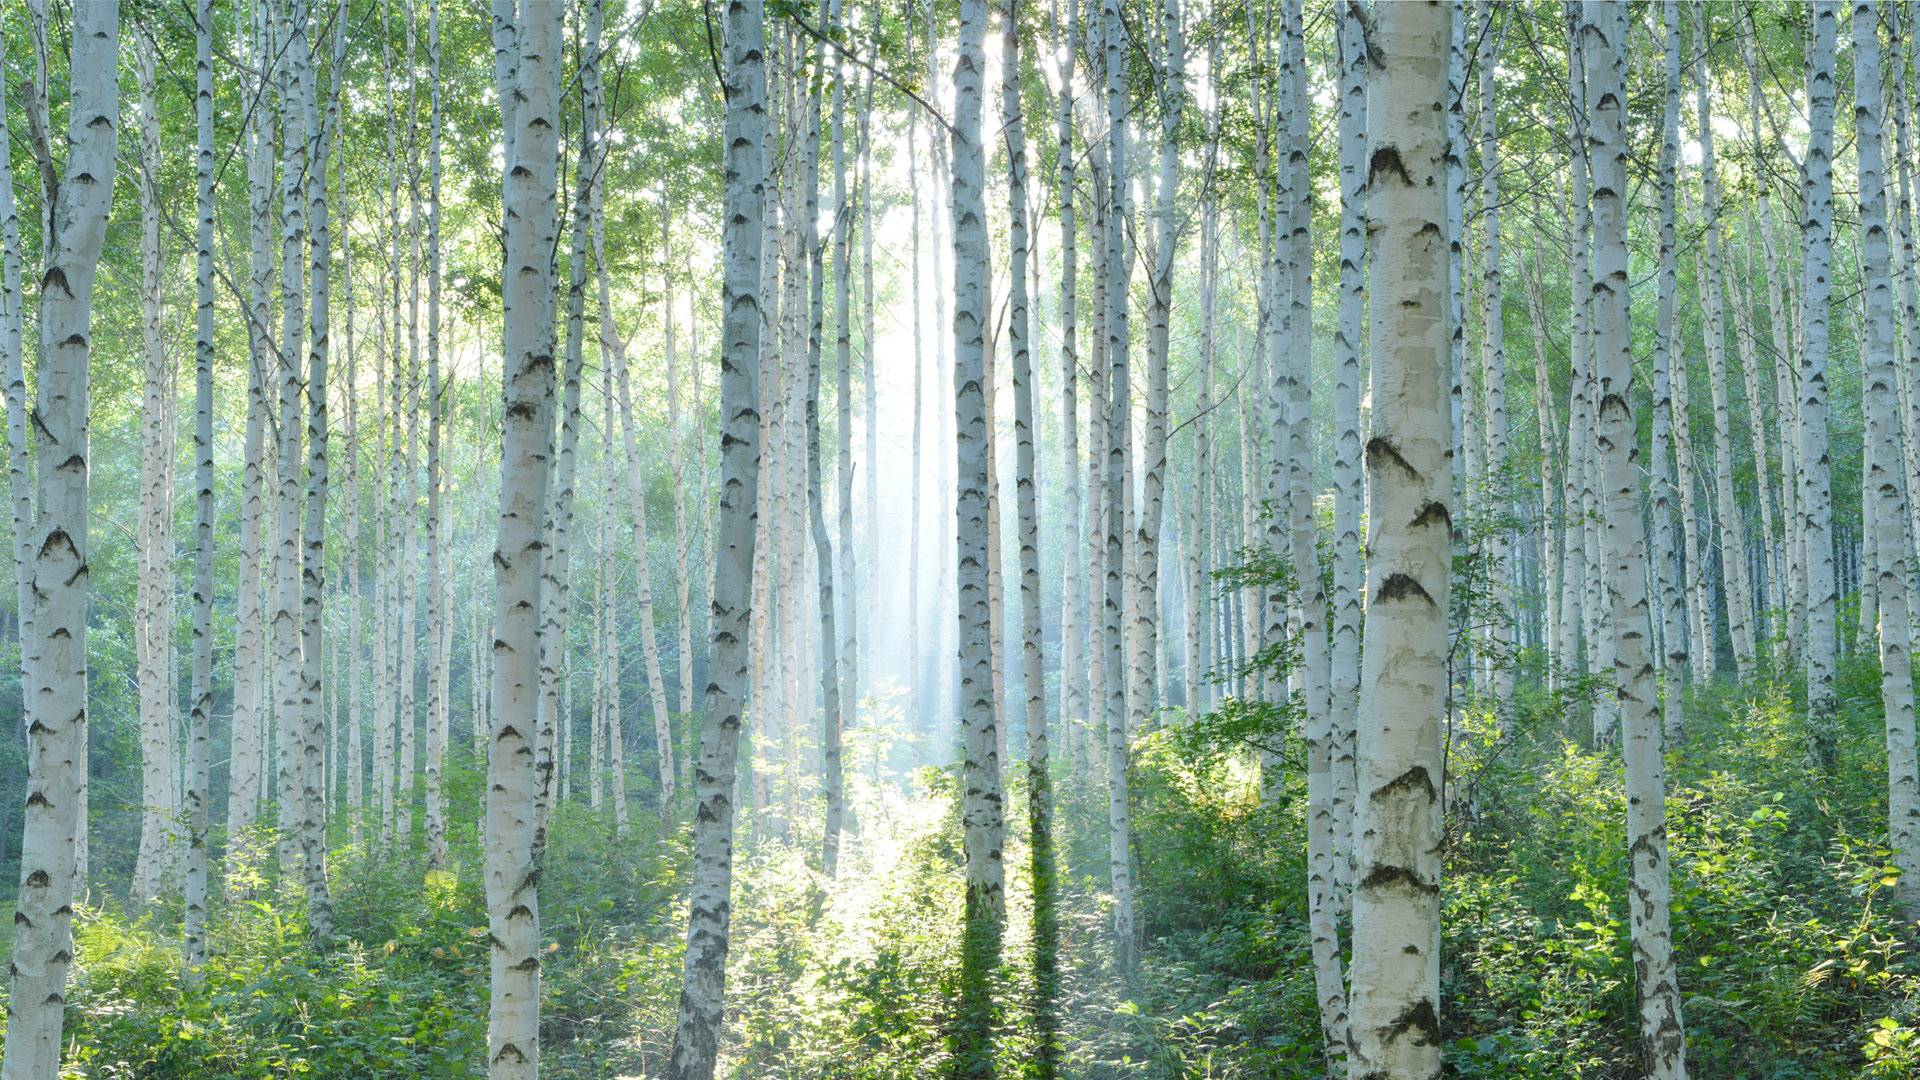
[485,4,560,1073]
[1005,0,1056,1069]
[2,5,115,1073]
[1101,0,1135,974]
[1587,5,1687,1073]
[1332,0,1366,904]
[1694,1,1756,678]
[663,2,761,1068]
[953,0,1007,1065]
[1347,7,1449,1076]
[1803,1,1841,769]
[132,29,177,907]
[1654,3,1687,746]
[1856,0,1920,921]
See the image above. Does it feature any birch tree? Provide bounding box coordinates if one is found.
[1478,0,1510,710]
[1587,3,1687,1073]
[953,0,1006,1067]
[1854,0,1920,922]
[1331,0,1366,902]
[271,0,312,889]
[2,4,117,1073]
[1054,0,1083,754]
[132,26,177,908]
[1347,6,1449,1076]
[184,0,215,972]
[229,0,275,880]
[1694,0,1755,679]
[486,2,561,1073]
[663,0,762,1070]
[1101,0,1135,975]
[1803,1,1841,770]
[1004,0,1055,1069]
[1654,0,1687,746]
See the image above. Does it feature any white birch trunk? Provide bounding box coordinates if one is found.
[608,278,677,833]
[1671,302,1712,682]
[1348,7,1448,1075]
[1054,0,1083,749]
[1588,5,1687,1073]
[0,5,30,924]
[1803,2,1841,768]
[230,5,273,870]
[2,5,115,1073]
[486,4,559,1074]
[271,0,311,886]
[952,0,1007,1063]
[664,2,762,1068]
[1331,0,1366,920]
[423,0,448,872]
[1478,0,1510,711]
[831,12,860,757]
[1857,0,1920,922]
[132,30,178,907]
[1654,3,1688,747]
[1692,5,1755,676]
[298,0,344,946]
[1101,0,1135,973]
[184,0,214,968]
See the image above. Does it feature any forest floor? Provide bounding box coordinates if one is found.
[7,659,1920,1078]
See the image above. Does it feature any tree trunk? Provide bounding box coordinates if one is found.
[423,0,447,873]
[1693,4,1755,678]
[664,0,762,1068]
[183,0,215,971]
[811,72,847,870]
[608,262,677,835]
[602,383,630,838]
[1894,7,1920,638]
[485,4,560,1074]
[1331,0,1366,907]
[3,4,115,1073]
[908,99,925,767]
[831,6,860,768]
[1670,290,1712,685]
[132,29,178,907]
[272,0,312,890]
[1587,4,1688,1073]
[1479,0,1511,712]
[1084,142,1109,782]
[1004,1,1056,1070]
[534,0,597,860]
[1560,18,1592,697]
[1348,7,1448,1076]
[667,214,695,723]
[1803,2,1841,770]
[298,0,345,948]
[344,215,365,848]
[0,0,30,926]
[953,0,1007,1067]
[1654,2,1688,747]
[1101,0,1135,976]
[1856,0,1920,923]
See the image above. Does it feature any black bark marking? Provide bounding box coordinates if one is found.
[1385,998,1441,1045]
[1410,501,1449,530]
[1375,572,1435,606]
[1366,436,1420,480]
[1359,864,1427,892]
[1378,764,1436,800]
[1369,146,1415,187]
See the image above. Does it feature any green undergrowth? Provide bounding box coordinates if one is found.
[13,655,1920,1078]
